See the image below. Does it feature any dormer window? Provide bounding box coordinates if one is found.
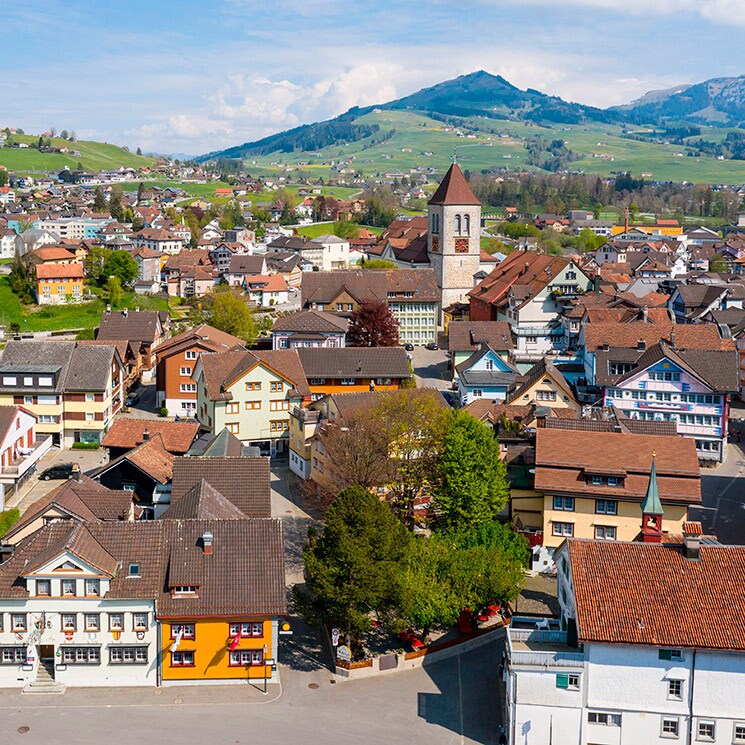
[62,579,77,596]
[173,586,198,596]
[36,579,51,596]
[85,579,100,596]
[128,563,140,578]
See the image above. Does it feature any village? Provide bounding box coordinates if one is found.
[0,144,744,745]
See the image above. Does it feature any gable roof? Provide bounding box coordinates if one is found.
[186,428,245,457]
[535,428,701,505]
[35,263,84,280]
[101,419,199,455]
[170,456,271,518]
[301,270,387,307]
[92,433,174,485]
[566,539,745,650]
[508,357,577,405]
[2,476,133,543]
[154,323,244,359]
[583,322,731,352]
[272,310,349,334]
[160,479,247,520]
[297,347,411,380]
[97,310,164,344]
[448,321,514,352]
[428,163,480,206]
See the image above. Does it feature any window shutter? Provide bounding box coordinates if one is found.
[659,650,672,661]
[556,673,569,689]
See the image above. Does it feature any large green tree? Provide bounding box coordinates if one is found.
[84,245,112,283]
[108,187,125,222]
[303,486,411,641]
[210,290,257,343]
[93,186,108,213]
[103,250,138,287]
[106,276,122,308]
[432,410,509,529]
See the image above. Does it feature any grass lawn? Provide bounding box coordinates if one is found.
[296,223,384,239]
[0,277,171,333]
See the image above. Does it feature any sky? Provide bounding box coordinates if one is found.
[3,0,745,156]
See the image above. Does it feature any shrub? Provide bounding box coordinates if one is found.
[159,406,169,417]
[0,508,20,538]
[71,442,100,450]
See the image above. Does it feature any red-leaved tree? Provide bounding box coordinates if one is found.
[347,301,400,347]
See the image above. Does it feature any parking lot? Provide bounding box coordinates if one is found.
[409,346,452,391]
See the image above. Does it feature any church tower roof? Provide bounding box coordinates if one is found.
[428,163,481,206]
[641,453,664,516]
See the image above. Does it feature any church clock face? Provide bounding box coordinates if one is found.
[454,238,469,253]
[431,236,439,253]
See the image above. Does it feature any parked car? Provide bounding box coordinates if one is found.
[403,343,414,351]
[125,393,140,407]
[39,462,80,481]
[425,342,439,350]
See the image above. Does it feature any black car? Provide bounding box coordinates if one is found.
[425,342,439,350]
[403,343,414,351]
[39,463,80,481]
[125,393,140,407]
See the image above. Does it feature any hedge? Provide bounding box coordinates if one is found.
[0,508,20,538]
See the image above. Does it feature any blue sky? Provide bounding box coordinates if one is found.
[2,0,744,155]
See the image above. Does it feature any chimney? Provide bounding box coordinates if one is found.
[602,339,610,351]
[683,521,702,561]
[637,338,646,352]
[122,308,128,317]
[670,327,676,349]
[142,427,150,442]
[523,261,529,275]
[641,305,648,322]
[72,463,81,482]
[202,531,214,556]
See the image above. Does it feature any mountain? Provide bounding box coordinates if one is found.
[199,71,618,162]
[613,76,745,127]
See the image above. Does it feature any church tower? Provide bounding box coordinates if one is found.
[640,452,664,544]
[427,163,482,318]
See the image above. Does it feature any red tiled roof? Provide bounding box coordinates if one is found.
[36,263,84,280]
[101,419,199,454]
[428,164,481,206]
[566,539,745,650]
[583,323,732,351]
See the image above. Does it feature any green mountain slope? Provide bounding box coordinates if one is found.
[0,134,156,174]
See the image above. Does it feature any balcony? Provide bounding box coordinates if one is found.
[507,625,585,669]
[0,435,53,481]
[291,406,322,424]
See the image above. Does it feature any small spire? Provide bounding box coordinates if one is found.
[641,452,664,516]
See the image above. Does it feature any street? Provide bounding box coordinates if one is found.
[0,636,505,745]
[409,346,451,391]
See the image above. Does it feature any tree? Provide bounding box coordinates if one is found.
[103,250,138,287]
[60,129,68,140]
[347,300,399,347]
[360,258,397,270]
[432,410,509,530]
[137,182,146,202]
[136,147,143,156]
[69,130,76,142]
[93,186,108,213]
[8,252,35,303]
[333,218,359,239]
[362,185,398,227]
[36,136,44,150]
[210,290,257,343]
[106,276,122,308]
[108,187,125,222]
[399,527,525,637]
[50,127,57,137]
[0,170,7,187]
[370,389,449,525]
[303,486,411,641]
[709,254,728,273]
[84,246,112,283]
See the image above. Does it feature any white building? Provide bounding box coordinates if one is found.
[314,234,350,271]
[0,227,22,259]
[506,526,745,745]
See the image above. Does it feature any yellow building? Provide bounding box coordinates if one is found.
[525,428,701,565]
[0,340,124,447]
[505,357,582,420]
[35,262,85,305]
[611,223,683,238]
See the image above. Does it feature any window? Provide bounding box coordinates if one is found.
[552,522,574,537]
[591,475,603,486]
[553,496,574,511]
[341,378,355,386]
[226,423,240,434]
[36,579,51,596]
[110,647,148,665]
[229,649,264,666]
[659,649,683,661]
[270,400,289,411]
[0,647,26,664]
[38,376,53,387]
[133,613,148,631]
[667,679,683,700]
[171,623,195,639]
[61,647,100,665]
[109,614,124,631]
[588,712,622,726]
[128,563,140,577]
[455,214,462,235]
[229,622,263,637]
[309,378,326,385]
[661,717,680,738]
[697,721,715,741]
[180,383,197,393]
[173,586,198,595]
[525,336,537,344]
[555,673,579,690]
[24,395,33,404]
[11,614,26,631]
[595,526,617,541]
[226,402,239,415]
[607,477,619,487]
[171,651,194,667]
[86,412,94,422]
[609,362,633,376]
[279,338,288,349]
[270,381,284,392]
[245,401,261,410]
[86,393,95,402]
[537,390,557,401]
[62,579,77,596]
[179,366,192,376]
[270,420,289,432]
[185,351,197,360]
[62,613,77,631]
[2,376,17,386]
[84,614,100,631]
[734,723,745,743]
[464,214,471,236]
[245,382,261,391]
